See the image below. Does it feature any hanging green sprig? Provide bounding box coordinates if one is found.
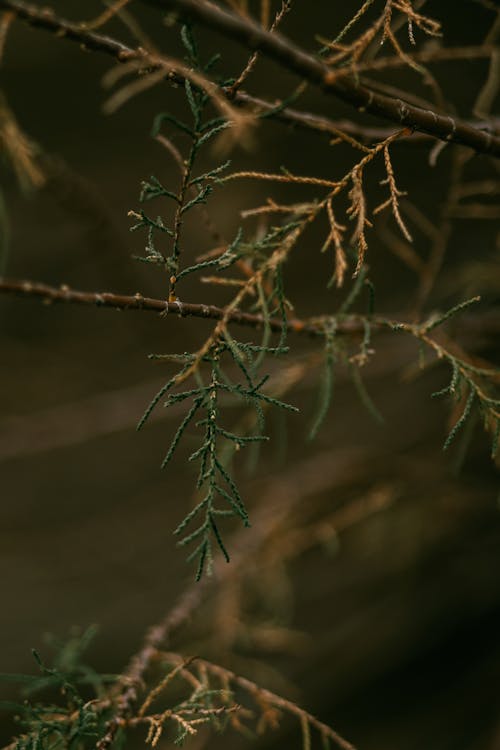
[140,340,296,579]
[130,25,235,299]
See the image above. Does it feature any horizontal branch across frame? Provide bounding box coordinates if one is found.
[3,279,498,346]
[0,277,368,337]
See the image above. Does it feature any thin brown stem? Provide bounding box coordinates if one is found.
[97,584,209,749]
[225,0,290,97]
[0,277,365,337]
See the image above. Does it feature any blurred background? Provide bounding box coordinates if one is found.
[0,1,499,749]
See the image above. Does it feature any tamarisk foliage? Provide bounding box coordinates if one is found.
[127,25,301,577]
[0,2,499,749]
[424,303,500,457]
[139,340,296,579]
[128,25,235,301]
[1,631,355,750]
[0,629,117,750]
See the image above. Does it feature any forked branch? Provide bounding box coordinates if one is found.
[1,0,499,154]
[142,0,500,156]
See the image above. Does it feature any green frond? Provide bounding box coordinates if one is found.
[174,498,209,537]
[180,185,212,214]
[443,388,475,450]
[189,160,231,185]
[432,360,461,399]
[208,513,230,562]
[140,176,178,203]
[236,342,289,355]
[147,333,298,576]
[203,52,222,72]
[222,329,255,387]
[259,83,306,120]
[309,324,337,440]
[164,386,211,407]
[216,426,269,444]
[161,397,204,469]
[213,458,249,521]
[148,352,196,362]
[274,263,288,350]
[338,265,368,314]
[423,296,481,333]
[350,363,384,424]
[185,79,201,125]
[177,520,209,547]
[196,122,231,149]
[180,24,198,62]
[151,112,194,137]
[137,363,192,431]
[129,210,173,236]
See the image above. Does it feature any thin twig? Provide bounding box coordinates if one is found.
[0,277,366,337]
[97,584,209,749]
[160,653,356,750]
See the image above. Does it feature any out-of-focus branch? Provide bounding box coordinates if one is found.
[0,0,135,56]
[1,0,498,150]
[141,0,500,156]
[160,652,356,750]
[97,583,210,750]
[98,446,367,750]
[235,90,500,144]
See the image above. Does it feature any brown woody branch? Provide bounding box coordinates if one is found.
[1,0,498,149]
[142,0,500,157]
[0,0,135,57]
[97,583,209,750]
[3,279,498,345]
[0,277,369,337]
[236,90,500,144]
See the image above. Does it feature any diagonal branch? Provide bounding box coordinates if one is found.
[1,0,498,149]
[97,447,368,750]
[142,0,500,157]
[0,0,134,57]
[161,652,356,750]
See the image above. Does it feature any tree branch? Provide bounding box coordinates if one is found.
[1,0,498,151]
[97,446,367,750]
[236,90,500,145]
[0,0,135,57]
[0,276,366,337]
[142,0,500,157]
[3,279,498,346]
[97,583,209,750]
